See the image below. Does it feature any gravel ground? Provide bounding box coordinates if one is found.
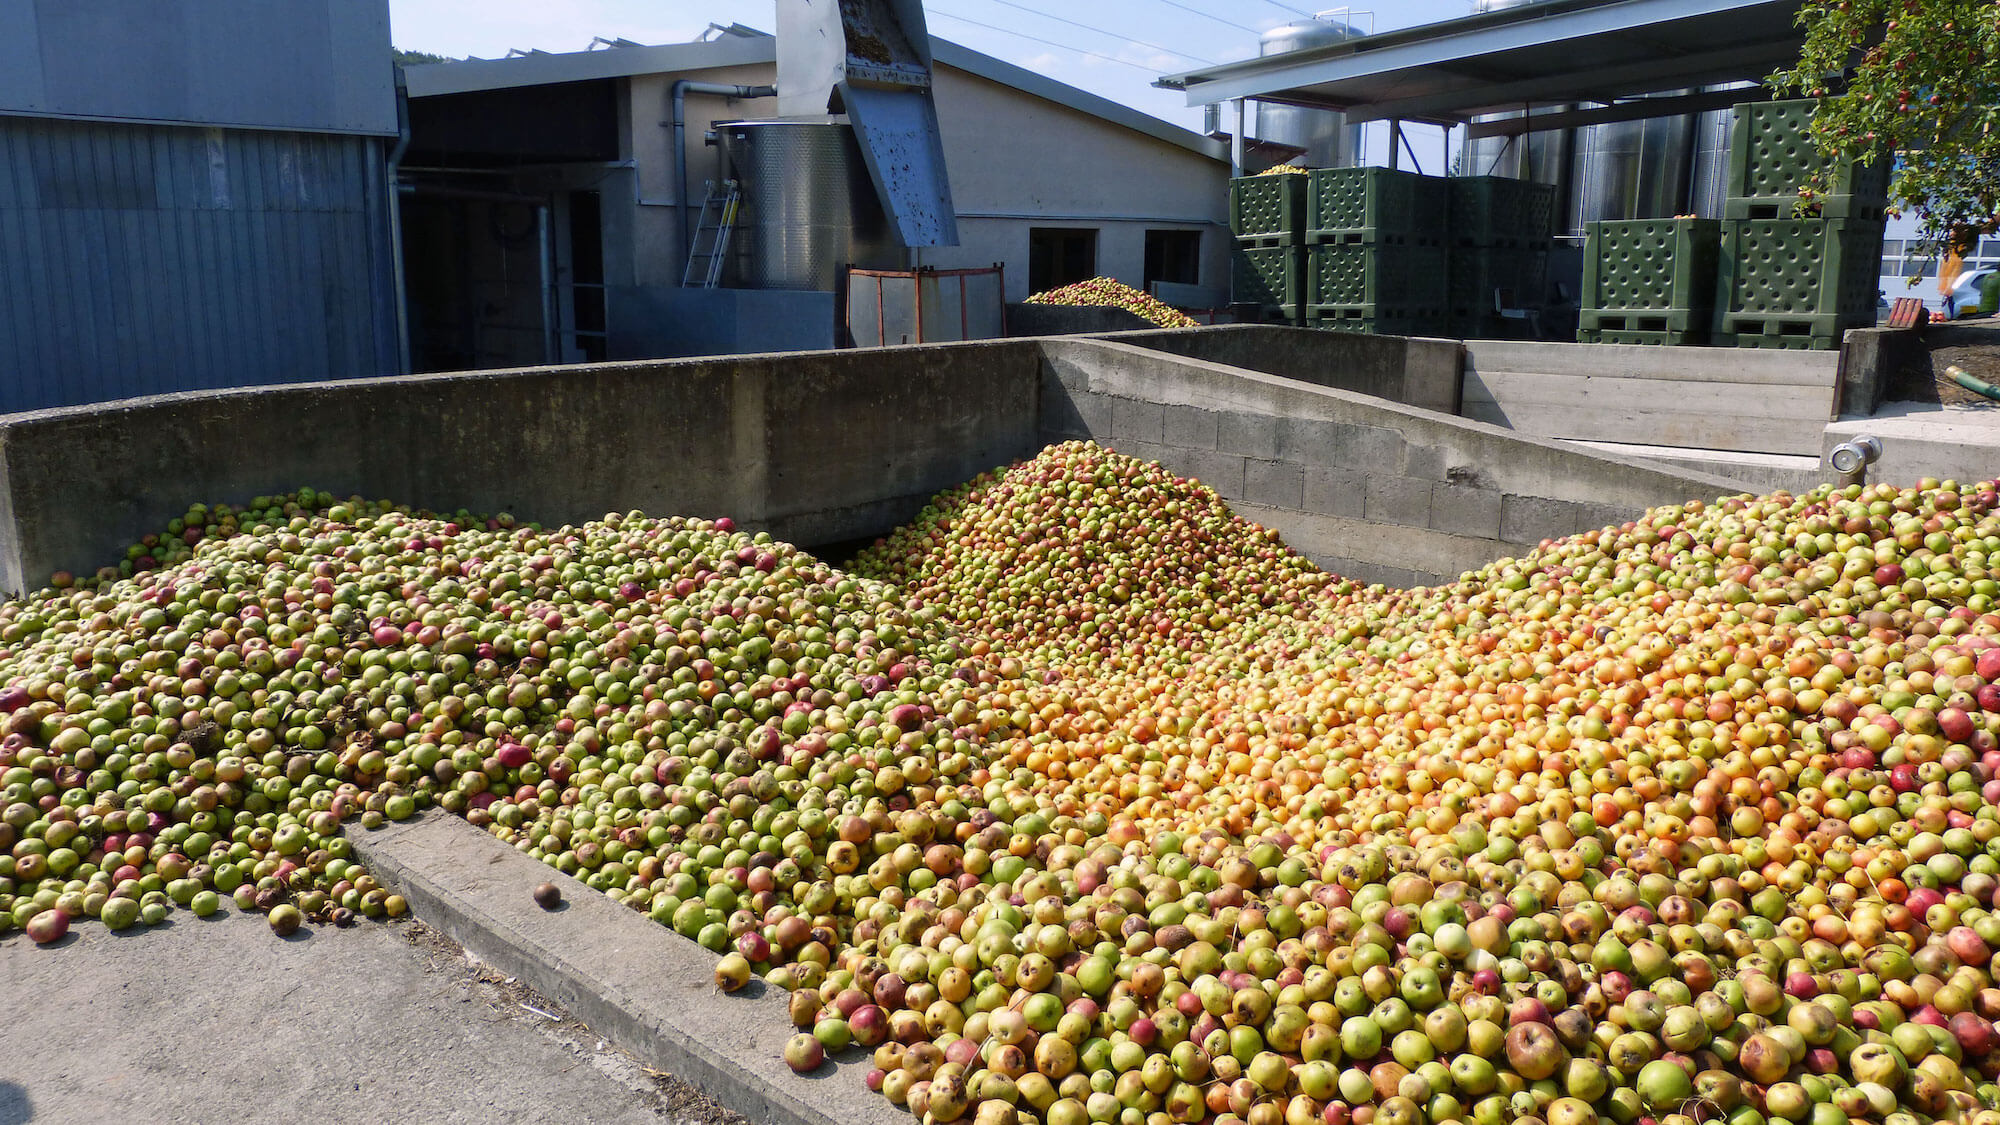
[1883,319,2000,407]
[0,907,749,1125]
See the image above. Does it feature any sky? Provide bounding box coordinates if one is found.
[386,0,1478,167]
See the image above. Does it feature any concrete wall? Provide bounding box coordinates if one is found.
[0,341,1046,595]
[1462,341,1841,456]
[1103,326,1463,416]
[0,330,1754,597]
[1038,338,1748,588]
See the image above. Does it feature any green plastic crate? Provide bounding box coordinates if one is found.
[1713,216,1883,335]
[1713,327,1841,351]
[1578,327,1705,347]
[1306,168,1447,245]
[1582,218,1721,313]
[1230,175,1307,242]
[1447,177,1557,247]
[1231,243,1304,309]
[1307,243,1447,309]
[1448,246,1549,319]
[1578,308,1709,335]
[1724,99,1890,219]
[1310,307,1447,337]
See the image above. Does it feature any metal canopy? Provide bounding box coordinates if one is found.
[1158,0,1806,126]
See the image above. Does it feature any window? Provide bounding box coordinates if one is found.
[1029,228,1098,293]
[1144,229,1202,290]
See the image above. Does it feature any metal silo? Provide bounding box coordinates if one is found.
[1687,83,1754,219]
[1568,108,1694,231]
[712,118,898,291]
[1255,20,1364,167]
[1461,0,1568,185]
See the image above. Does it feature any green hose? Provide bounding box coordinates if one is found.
[1947,364,2000,402]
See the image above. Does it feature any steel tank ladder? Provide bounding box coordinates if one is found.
[682,179,740,288]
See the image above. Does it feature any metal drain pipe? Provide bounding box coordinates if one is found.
[1828,434,1883,487]
[671,80,776,277]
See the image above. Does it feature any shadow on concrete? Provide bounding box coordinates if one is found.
[0,1080,31,1125]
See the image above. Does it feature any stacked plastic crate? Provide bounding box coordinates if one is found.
[1228,174,1308,325]
[1446,176,1557,338]
[1577,219,1722,345]
[1713,99,1890,350]
[1301,168,1448,336]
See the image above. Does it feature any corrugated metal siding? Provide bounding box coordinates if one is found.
[0,116,399,412]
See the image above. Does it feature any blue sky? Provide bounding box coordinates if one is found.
[387,0,1476,164]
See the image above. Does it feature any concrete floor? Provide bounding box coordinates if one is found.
[0,908,745,1125]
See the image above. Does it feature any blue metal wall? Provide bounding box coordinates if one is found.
[0,116,400,412]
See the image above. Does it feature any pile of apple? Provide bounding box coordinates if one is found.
[1023,278,1202,329]
[10,440,2000,1125]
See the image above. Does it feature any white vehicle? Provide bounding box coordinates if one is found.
[1944,267,1998,319]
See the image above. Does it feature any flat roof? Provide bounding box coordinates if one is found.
[405,31,1226,163]
[1159,0,1805,125]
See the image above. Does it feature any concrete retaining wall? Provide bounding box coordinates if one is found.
[0,341,1047,594]
[1463,341,1841,456]
[0,328,1754,597]
[1106,325,1462,416]
[1039,338,1748,588]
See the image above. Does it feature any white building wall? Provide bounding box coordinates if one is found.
[923,64,1231,304]
[620,59,1229,304]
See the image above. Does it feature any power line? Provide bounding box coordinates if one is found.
[927,7,1179,75]
[1259,0,1322,16]
[1147,0,1264,35]
[977,0,1217,66]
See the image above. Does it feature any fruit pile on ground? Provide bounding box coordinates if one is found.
[11,443,2000,1125]
[1023,278,1201,329]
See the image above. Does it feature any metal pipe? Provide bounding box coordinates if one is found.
[671,80,776,278]
[1231,99,1245,178]
[1829,434,1883,487]
[1388,119,1401,170]
[538,204,557,364]
[387,70,413,375]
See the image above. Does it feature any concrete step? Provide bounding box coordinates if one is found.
[1568,439,1826,495]
[1826,401,2000,487]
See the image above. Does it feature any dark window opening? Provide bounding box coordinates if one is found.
[1028,227,1098,293]
[1145,229,1202,289]
[568,190,607,363]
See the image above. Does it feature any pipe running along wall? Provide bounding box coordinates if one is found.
[671,81,778,278]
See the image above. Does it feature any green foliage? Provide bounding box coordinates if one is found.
[1769,0,2000,264]
[392,47,454,67]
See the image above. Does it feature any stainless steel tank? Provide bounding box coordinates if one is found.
[1255,20,1364,167]
[712,118,898,290]
[1687,83,1753,219]
[1461,0,1568,186]
[1568,104,1694,232]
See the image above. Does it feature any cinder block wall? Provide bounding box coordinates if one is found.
[1038,338,1750,588]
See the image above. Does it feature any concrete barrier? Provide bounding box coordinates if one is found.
[351,813,910,1125]
[0,341,1047,595]
[1104,325,1462,416]
[1039,338,1749,587]
[0,328,1750,596]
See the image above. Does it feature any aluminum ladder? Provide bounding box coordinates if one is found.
[682,180,740,288]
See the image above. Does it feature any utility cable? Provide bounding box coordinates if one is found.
[1146,0,1263,35]
[976,0,1217,65]
[927,7,1179,75]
